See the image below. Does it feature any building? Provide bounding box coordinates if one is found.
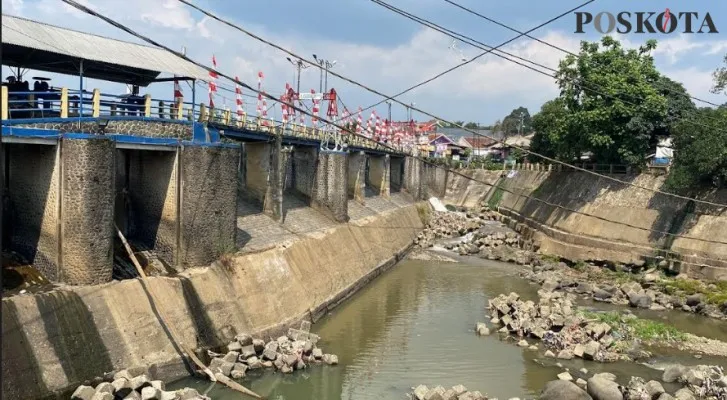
[487,133,535,160]
[427,133,465,159]
[457,136,496,157]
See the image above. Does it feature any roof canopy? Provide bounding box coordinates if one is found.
[2,14,209,86]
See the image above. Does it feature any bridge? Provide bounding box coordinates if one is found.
[1,14,446,286]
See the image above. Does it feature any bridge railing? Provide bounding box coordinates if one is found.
[1,86,409,153]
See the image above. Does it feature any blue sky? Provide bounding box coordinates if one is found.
[3,0,727,124]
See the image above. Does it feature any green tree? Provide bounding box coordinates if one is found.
[555,37,667,165]
[464,122,479,129]
[666,107,727,191]
[712,55,727,95]
[652,75,696,140]
[500,107,532,137]
[529,98,569,161]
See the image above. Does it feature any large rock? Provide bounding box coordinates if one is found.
[71,386,96,400]
[557,349,575,360]
[539,380,592,400]
[423,386,446,400]
[685,294,703,307]
[682,369,705,386]
[656,394,675,400]
[130,375,152,391]
[475,322,490,336]
[583,341,600,360]
[252,339,266,353]
[644,381,665,399]
[673,388,696,400]
[140,387,161,400]
[586,377,623,400]
[239,345,256,359]
[235,333,253,346]
[413,385,429,400]
[593,288,613,300]
[592,373,617,382]
[662,364,687,383]
[629,292,652,309]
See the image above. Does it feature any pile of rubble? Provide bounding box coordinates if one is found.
[446,226,534,265]
[409,384,486,400]
[484,292,625,362]
[208,321,338,378]
[414,207,498,249]
[522,263,727,320]
[71,371,206,400]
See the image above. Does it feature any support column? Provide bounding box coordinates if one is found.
[312,150,349,222]
[390,156,404,192]
[245,140,283,221]
[367,154,390,197]
[347,151,366,202]
[404,156,427,200]
[61,137,115,285]
[179,145,239,268]
[426,163,449,199]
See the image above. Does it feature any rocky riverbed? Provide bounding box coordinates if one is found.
[208,321,338,378]
[476,290,727,399]
[71,370,209,400]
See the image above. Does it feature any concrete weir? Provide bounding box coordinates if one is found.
[1,204,424,399]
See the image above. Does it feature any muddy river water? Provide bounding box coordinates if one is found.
[170,257,727,399]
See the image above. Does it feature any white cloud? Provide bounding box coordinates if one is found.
[2,0,725,122]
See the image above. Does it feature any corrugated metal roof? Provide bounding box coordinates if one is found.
[2,14,209,81]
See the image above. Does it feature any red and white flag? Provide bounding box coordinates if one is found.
[366,110,375,138]
[256,71,264,119]
[235,76,243,121]
[356,107,363,135]
[208,55,218,108]
[312,89,320,126]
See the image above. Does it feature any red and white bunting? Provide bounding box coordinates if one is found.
[375,115,381,140]
[208,55,218,108]
[174,79,183,102]
[356,107,363,135]
[341,108,351,133]
[366,110,375,138]
[311,89,320,126]
[257,71,264,119]
[235,77,243,121]
[281,83,290,124]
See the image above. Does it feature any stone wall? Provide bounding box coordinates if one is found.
[403,157,426,200]
[312,151,349,222]
[17,120,192,140]
[425,163,448,198]
[244,142,272,204]
[61,138,115,285]
[4,143,61,280]
[293,147,318,198]
[124,149,179,266]
[347,151,366,202]
[390,157,404,192]
[367,154,390,197]
[1,204,423,399]
[445,169,727,280]
[179,145,239,268]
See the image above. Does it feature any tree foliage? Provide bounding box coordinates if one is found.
[712,55,727,95]
[528,37,695,166]
[666,107,727,191]
[500,107,532,136]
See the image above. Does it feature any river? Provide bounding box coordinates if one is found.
[169,257,727,399]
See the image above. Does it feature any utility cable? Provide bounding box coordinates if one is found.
[171,0,727,209]
[373,0,727,130]
[356,0,594,113]
[442,0,723,109]
[61,0,727,249]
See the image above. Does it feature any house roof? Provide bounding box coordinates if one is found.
[460,136,496,148]
[1,14,209,86]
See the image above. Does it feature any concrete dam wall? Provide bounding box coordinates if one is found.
[445,169,727,280]
[1,204,424,399]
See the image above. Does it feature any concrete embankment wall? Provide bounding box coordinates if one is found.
[445,170,727,280]
[1,204,423,399]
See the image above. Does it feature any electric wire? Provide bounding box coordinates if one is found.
[171,0,727,209]
[59,0,727,250]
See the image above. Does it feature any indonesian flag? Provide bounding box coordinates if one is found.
[208,55,218,108]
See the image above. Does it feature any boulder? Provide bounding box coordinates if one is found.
[557,349,575,360]
[140,387,161,400]
[235,333,253,346]
[662,364,687,383]
[673,388,695,400]
[544,350,555,358]
[656,394,675,400]
[227,341,242,353]
[543,279,559,292]
[587,377,623,400]
[130,375,151,391]
[592,373,617,382]
[71,386,96,400]
[575,282,593,294]
[122,392,140,400]
[113,370,134,381]
[644,381,665,399]
[239,345,256,359]
[176,388,202,400]
[576,378,587,390]
[209,358,234,376]
[629,292,652,309]
[252,338,266,353]
[558,372,574,381]
[621,282,642,296]
[452,385,468,395]
[442,389,457,400]
[323,354,339,365]
[682,369,705,386]
[423,386,446,400]
[247,356,263,370]
[312,348,324,359]
[262,348,278,361]
[593,288,613,300]
[685,294,703,307]
[475,322,490,336]
[583,341,600,360]
[94,382,114,394]
[573,344,586,358]
[283,354,298,367]
[222,351,239,363]
[539,380,592,400]
[413,385,429,400]
[518,340,529,347]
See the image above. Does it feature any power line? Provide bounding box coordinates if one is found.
[442,0,723,109]
[172,0,727,209]
[357,0,594,113]
[60,0,727,248]
[373,0,727,129]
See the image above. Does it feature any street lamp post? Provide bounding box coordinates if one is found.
[286,57,309,96]
[313,54,336,93]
